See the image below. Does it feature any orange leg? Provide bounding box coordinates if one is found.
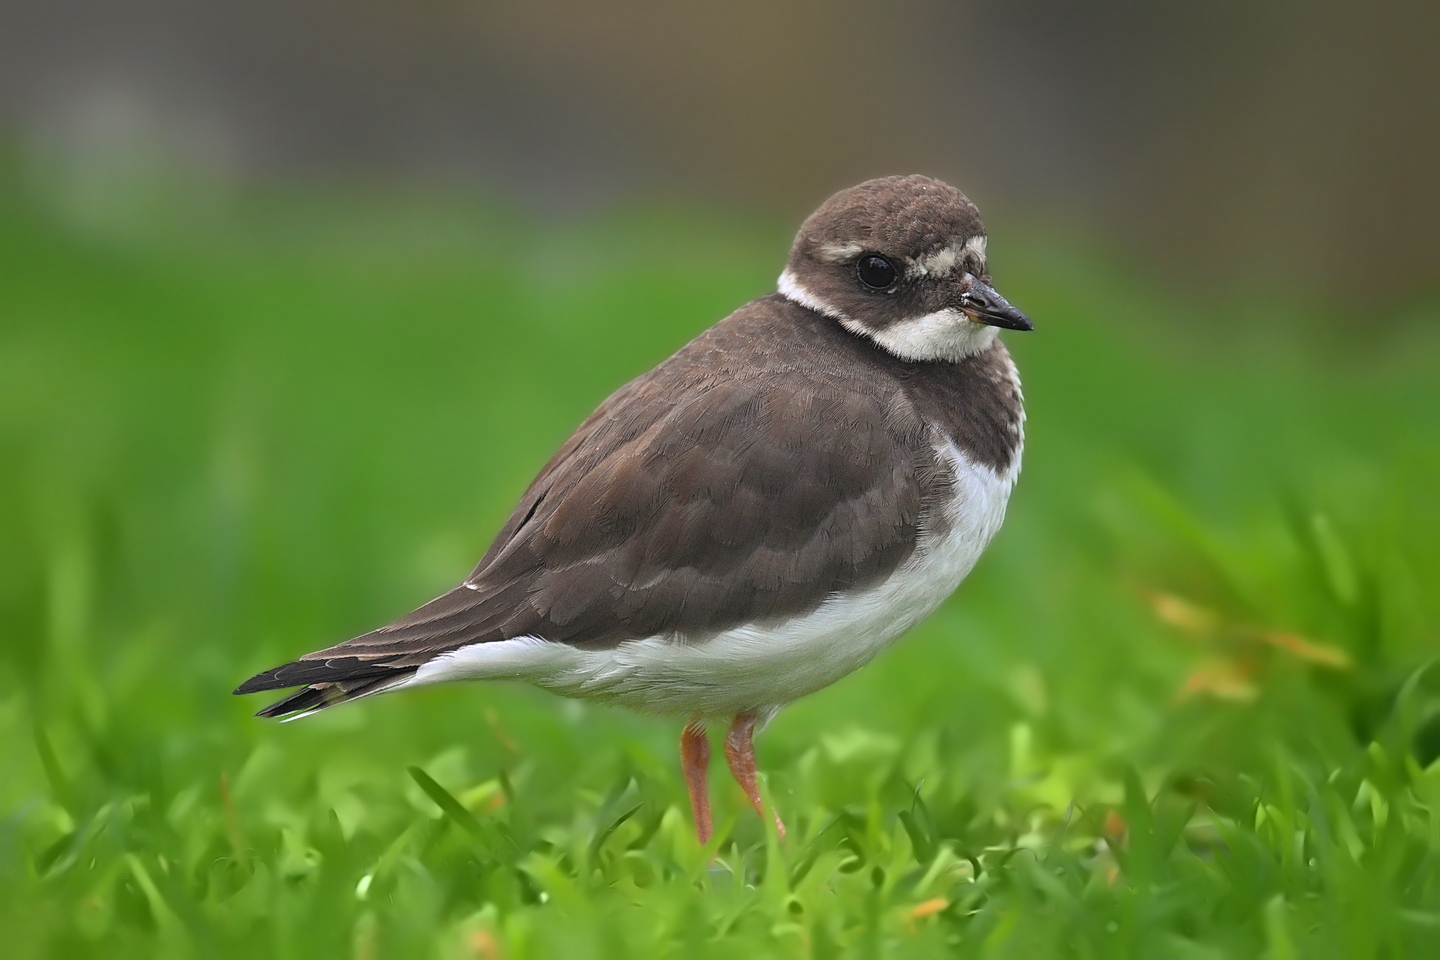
[680,720,713,844]
[724,712,786,838]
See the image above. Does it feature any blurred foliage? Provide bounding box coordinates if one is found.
[2,158,1440,958]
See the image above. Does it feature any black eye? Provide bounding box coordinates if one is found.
[856,255,897,290]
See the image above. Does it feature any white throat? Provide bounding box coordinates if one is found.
[777,269,999,362]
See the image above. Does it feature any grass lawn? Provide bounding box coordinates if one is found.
[3,164,1440,958]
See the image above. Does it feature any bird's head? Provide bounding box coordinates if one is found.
[778,175,1032,362]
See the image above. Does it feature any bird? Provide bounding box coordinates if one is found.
[235,175,1032,844]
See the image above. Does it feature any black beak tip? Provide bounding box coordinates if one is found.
[972,309,1033,332]
[960,279,1033,332]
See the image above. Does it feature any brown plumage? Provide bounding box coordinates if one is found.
[237,297,1021,708]
[235,175,1031,843]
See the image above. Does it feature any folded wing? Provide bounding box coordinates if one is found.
[235,301,931,716]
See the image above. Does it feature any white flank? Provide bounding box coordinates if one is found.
[399,436,1021,721]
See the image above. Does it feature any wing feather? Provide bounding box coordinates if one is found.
[236,297,931,714]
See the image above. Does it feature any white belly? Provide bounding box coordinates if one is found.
[407,438,1020,719]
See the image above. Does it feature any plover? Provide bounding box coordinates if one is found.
[236,175,1032,843]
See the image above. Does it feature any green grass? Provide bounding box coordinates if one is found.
[3,164,1440,958]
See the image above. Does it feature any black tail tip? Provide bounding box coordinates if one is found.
[252,685,331,719]
[233,669,285,696]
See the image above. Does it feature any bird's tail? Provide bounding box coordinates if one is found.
[237,669,417,721]
[234,583,497,719]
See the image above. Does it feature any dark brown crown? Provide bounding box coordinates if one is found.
[789,175,984,264]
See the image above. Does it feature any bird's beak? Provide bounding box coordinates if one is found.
[957,276,1034,332]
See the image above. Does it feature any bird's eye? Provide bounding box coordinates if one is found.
[856,255,897,290]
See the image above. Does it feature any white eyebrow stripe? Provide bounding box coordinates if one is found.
[907,244,958,278]
[816,241,865,263]
[906,235,988,279]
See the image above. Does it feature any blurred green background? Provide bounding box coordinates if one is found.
[3,3,1440,958]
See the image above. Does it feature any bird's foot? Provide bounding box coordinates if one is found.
[724,712,786,839]
[680,719,713,845]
